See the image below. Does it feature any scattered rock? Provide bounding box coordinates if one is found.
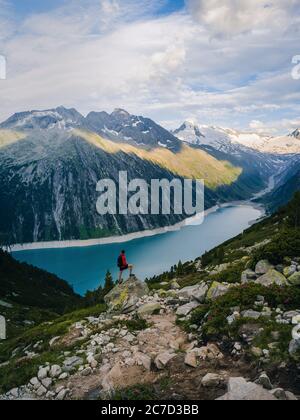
[37,367,48,381]
[184,351,198,368]
[63,356,83,371]
[36,385,47,397]
[241,310,261,320]
[176,301,200,316]
[56,388,69,401]
[137,303,162,316]
[49,365,62,379]
[201,373,224,388]
[154,352,175,370]
[257,373,273,390]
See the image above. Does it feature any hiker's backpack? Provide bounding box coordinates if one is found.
[117,255,123,268]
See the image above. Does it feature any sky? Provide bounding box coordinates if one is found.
[0,0,300,135]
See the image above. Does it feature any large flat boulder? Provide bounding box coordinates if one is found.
[255,269,288,287]
[104,276,149,313]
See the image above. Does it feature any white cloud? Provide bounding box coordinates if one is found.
[187,0,300,37]
[0,0,299,135]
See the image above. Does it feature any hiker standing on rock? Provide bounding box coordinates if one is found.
[118,250,134,284]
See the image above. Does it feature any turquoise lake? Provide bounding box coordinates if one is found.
[12,205,262,295]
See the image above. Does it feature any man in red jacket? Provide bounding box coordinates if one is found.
[118,250,134,284]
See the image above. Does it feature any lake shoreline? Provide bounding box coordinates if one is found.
[6,201,265,253]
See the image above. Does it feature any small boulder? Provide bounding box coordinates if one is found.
[241,310,261,320]
[207,282,231,300]
[137,303,162,316]
[154,352,175,370]
[241,269,257,284]
[218,377,276,401]
[270,388,287,400]
[201,373,224,388]
[283,266,297,278]
[177,283,208,303]
[37,367,48,381]
[255,260,273,275]
[288,272,300,286]
[184,351,198,368]
[257,373,273,390]
[49,365,62,379]
[176,301,200,316]
[255,269,288,287]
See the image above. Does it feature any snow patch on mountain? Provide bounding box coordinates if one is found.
[173,121,300,155]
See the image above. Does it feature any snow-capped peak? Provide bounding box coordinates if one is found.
[173,121,300,155]
[173,120,204,145]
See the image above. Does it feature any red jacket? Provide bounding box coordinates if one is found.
[121,254,127,266]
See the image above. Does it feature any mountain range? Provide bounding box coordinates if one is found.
[0,107,299,245]
[173,120,300,155]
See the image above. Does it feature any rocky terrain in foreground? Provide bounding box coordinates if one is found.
[0,266,299,401]
[1,195,300,401]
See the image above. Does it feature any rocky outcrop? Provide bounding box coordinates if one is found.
[104,276,149,313]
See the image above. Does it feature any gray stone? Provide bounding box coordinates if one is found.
[137,303,162,316]
[288,272,300,286]
[37,367,48,381]
[63,356,83,371]
[36,385,47,397]
[218,377,276,401]
[270,388,287,400]
[56,388,69,400]
[241,310,261,320]
[176,301,200,316]
[104,276,149,313]
[207,282,231,300]
[292,315,300,325]
[285,391,298,401]
[49,365,62,378]
[41,378,52,389]
[255,260,273,275]
[201,373,223,387]
[154,352,175,369]
[289,339,300,356]
[184,351,198,368]
[241,269,257,284]
[177,283,208,303]
[283,266,297,278]
[255,269,288,287]
[81,367,92,377]
[257,373,273,390]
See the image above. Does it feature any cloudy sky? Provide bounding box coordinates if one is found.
[0,0,299,134]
